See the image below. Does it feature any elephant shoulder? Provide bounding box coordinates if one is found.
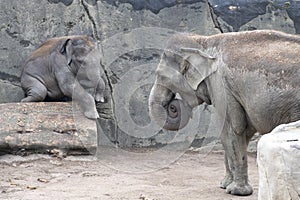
[28,38,61,62]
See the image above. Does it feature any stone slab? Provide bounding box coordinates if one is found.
[257,120,300,200]
[0,102,97,155]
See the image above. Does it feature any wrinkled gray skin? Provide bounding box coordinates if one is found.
[21,35,105,119]
[149,30,300,196]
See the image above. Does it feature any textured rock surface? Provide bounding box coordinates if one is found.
[0,102,97,155]
[0,0,299,149]
[208,0,300,33]
[0,80,23,103]
[257,120,300,200]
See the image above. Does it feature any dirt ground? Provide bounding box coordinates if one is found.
[0,148,259,200]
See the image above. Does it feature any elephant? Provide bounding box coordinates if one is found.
[149,30,300,196]
[21,35,105,119]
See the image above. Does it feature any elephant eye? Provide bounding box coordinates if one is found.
[180,59,190,74]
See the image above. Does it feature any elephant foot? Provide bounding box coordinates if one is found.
[84,109,99,119]
[220,175,233,189]
[225,181,253,196]
[21,96,43,102]
[21,97,32,102]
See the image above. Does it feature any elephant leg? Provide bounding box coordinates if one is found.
[221,128,256,190]
[94,79,105,102]
[21,77,47,102]
[246,130,256,145]
[219,94,256,196]
[220,151,233,189]
[72,82,99,119]
[55,71,99,119]
[221,122,253,196]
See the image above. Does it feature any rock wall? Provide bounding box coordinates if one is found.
[0,0,299,148]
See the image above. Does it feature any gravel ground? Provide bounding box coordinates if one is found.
[0,149,259,200]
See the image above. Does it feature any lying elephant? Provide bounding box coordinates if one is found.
[21,35,105,119]
[149,30,300,195]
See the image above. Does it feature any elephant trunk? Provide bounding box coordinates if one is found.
[149,84,192,131]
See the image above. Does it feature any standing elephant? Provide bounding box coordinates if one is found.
[21,35,105,119]
[149,30,300,196]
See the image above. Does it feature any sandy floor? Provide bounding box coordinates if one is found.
[0,149,259,200]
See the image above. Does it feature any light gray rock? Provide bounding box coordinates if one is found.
[0,80,23,103]
[239,4,296,34]
[257,120,300,200]
[208,0,299,33]
[0,102,97,155]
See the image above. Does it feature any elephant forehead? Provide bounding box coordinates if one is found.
[164,49,186,62]
[158,53,185,72]
[76,52,101,79]
[83,50,101,63]
[156,63,181,78]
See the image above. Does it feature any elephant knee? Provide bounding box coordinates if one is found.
[59,82,76,98]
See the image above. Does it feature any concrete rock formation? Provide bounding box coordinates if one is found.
[0,102,97,155]
[257,120,300,200]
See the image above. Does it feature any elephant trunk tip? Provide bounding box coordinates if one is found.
[149,98,192,131]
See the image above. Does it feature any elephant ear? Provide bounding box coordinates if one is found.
[180,48,217,90]
[60,39,73,65]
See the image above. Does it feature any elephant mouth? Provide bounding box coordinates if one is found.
[149,85,192,131]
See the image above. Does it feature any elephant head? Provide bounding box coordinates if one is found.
[75,48,106,103]
[59,36,105,103]
[149,34,217,130]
